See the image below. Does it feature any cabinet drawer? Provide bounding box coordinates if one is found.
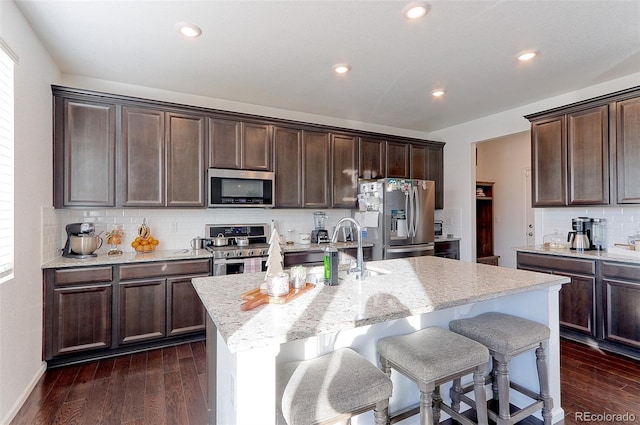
[119,259,210,280]
[601,261,640,283]
[54,267,113,286]
[517,252,595,275]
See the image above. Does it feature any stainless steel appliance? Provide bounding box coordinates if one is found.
[434,220,443,238]
[207,168,275,208]
[62,222,102,258]
[311,211,329,243]
[568,217,594,251]
[204,224,270,275]
[356,179,435,260]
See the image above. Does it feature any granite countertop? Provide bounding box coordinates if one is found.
[42,249,213,269]
[191,256,568,353]
[515,246,640,265]
[42,242,374,269]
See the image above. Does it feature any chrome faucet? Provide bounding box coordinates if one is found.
[332,217,364,279]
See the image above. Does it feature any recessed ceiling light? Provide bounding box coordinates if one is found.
[177,22,202,38]
[517,50,538,61]
[333,64,352,75]
[402,1,430,19]
[431,89,446,97]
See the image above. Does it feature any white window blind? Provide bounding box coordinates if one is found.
[0,42,15,284]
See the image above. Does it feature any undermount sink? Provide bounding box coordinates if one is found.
[339,265,391,280]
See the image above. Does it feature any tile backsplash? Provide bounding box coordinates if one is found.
[540,206,640,248]
[43,207,351,263]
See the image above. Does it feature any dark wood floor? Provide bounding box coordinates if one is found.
[9,338,640,425]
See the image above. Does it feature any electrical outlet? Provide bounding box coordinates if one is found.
[171,222,178,232]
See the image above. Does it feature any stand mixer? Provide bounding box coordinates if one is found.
[311,212,329,243]
[62,223,102,258]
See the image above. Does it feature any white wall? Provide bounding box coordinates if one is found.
[476,132,531,268]
[429,72,640,262]
[0,1,60,423]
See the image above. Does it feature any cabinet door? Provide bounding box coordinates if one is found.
[386,142,409,178]
[302,131,330,208]
[166,113,206,207]
[359,137,385,179]
[273,126,302,207]
[531,116,567,206]
[567,105,609,205]
[167,277,206,336]
[118,279,166,344]
[242,122,271,170]
[209,117,241,169]
[51,284,111,357]
[426,146,444,209]
[616,97,640,204]
[55,97,116,207]
[557,272,596,337]
[603,279,640,349]
[331,134,358,208]
[121,106,165,206]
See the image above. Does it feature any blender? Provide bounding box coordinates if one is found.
[311,212,329,243]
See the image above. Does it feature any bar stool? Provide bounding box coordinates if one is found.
[276,347,392,425]
[449,312,553,425]
[377,327,490,425]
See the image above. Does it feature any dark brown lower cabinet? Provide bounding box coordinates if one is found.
[601,261,640,350]
[517,252,640,359]
[51,283,112,357]
[44,258,210,366]
[434,240,460,260]
[118,278,166,345]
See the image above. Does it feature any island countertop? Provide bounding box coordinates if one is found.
[192,256,569,354]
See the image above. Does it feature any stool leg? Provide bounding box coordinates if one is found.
[491,357,499,401]
[473,366,488,425]
[536,343,554,425]
[374,399,389,425]
[432,386,442,424]
[418,383,435,425]
[450,377,462,413]
[494,357,511,425]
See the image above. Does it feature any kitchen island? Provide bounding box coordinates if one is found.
[192,256,569,425]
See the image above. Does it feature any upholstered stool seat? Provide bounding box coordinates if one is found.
[277,347,392,425]
[377,327,490,425]
[449,312,553,425]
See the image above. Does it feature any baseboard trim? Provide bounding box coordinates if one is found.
[1,361,47,425]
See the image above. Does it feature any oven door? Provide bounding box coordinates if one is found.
[213,256,268,276]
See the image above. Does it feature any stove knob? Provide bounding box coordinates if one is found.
[248,250,254,256]
[237,251,242,257]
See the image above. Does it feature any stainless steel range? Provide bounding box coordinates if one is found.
[204,224,270,275]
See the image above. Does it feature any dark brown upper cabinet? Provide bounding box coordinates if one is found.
[410,144,444,209]
[331,134,358,209]
[273,127,331,208]
[386,141,409,178]
[615,96,640,204]
[120,107,206,208]
[526,89,640,207]
[528,105,609,207]
[208,118,271,171]
[53,97,117,208]
[273,126,303,207]
[359,137,386,179]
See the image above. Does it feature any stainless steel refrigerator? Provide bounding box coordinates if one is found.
[355,179,435,260]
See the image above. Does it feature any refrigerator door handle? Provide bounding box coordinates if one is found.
[385,244,434,254]
[413,185,420,237]
[407,187,413,238]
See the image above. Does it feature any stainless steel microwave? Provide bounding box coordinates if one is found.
[207,168,275,208]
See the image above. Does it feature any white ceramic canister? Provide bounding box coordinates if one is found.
[267,272,290,297]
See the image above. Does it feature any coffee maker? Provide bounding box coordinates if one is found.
[62,222,98,258]
[311,212,329,243]
[568,217,593,251]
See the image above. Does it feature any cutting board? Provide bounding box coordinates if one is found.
[240,283,316,311]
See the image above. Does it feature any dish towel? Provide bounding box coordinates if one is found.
[243,257,262,274]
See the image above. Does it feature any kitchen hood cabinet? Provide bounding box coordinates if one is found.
[526,86,640,207]
[208,118,271,171]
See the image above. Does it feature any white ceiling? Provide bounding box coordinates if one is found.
[15,0,640,133]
